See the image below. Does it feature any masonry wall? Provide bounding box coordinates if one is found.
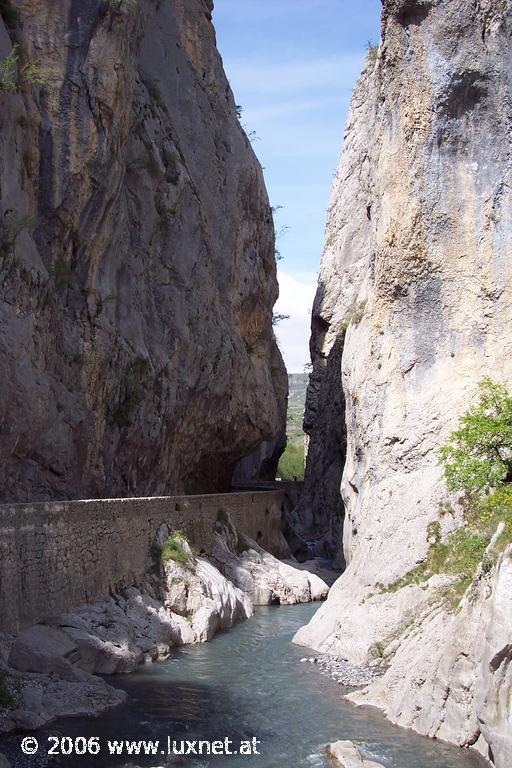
[0,490,290,634]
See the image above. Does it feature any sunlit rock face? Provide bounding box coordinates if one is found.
[0,0,286,501]
[296,0,512,763]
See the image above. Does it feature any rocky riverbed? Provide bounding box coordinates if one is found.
[0,603,488,768]
[300,655,384,688]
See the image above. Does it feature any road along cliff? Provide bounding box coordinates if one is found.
[0,497,328,733]
[0,0,287,502]
[294,1,512,766]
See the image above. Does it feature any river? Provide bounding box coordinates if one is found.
[1,603,488,768]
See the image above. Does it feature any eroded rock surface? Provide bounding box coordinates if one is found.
[346,547,512,768]
[211,515,329,605]
[0,0,286,502]
[0,635,127,733]
[296,0,512,764]
[0,517,327,733]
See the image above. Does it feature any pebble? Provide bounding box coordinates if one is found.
[300,655,384,687]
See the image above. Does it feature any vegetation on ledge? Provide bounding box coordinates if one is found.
[160,532,198,566]
[439,378,512,492]
[380,379,512,610]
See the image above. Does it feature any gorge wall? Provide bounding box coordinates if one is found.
[0,0,287,503]
[296,0,512,765]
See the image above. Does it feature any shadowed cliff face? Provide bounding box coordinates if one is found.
[0,0,287,501]
[296,0,512,764]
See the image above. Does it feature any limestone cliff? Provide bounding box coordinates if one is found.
[0,0,287,502]
[295,0,512,764]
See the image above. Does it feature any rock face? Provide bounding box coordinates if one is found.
[0,0,287,502]
[293,331,346,560]
[296,0,512,764]
[346,546,512,768]
[1,624,128,733]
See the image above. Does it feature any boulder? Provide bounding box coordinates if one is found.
[163,555,253,642]
[211,529,329,606]
[9,625,87,681]
[325,741,384,768]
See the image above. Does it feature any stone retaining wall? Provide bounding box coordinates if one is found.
[0,490,290,634]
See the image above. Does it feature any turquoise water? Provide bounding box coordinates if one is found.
[1,603,488,768]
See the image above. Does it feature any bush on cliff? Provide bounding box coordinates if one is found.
[381,380,512,609]
[439,378,512,493]
[160,532,197,566]
[0,44,18,93]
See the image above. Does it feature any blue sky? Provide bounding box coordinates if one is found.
[213,0,381,371]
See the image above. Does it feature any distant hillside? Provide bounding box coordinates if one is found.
[288,372,309,400]
[277,373,308,480]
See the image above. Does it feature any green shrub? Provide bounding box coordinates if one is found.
[0,42,53,92]
[426,520,442,544]
[216,508,229,526]
[369,640,385,659]
[22,61,52,88]
[237,536,252,555]
[470,486,512,554]
[367,42,379,65]
[160,532,197,566]
[383,378,512,609]
[340,299,367,333]
[0,43,18,93]
[411,379,512,607]
[277,443,304,480]
[439,378,512,493]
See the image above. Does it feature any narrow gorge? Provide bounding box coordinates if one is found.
[0,1,511,768]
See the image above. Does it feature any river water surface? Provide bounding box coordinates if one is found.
[3,603,488,768]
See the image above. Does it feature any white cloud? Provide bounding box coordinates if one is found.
[274,270,317,373]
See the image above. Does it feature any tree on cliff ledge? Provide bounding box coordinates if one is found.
[439,378,512,493]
